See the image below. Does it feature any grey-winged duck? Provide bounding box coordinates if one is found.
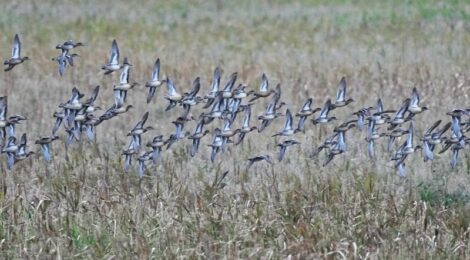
[220,72,237,99]
[4,34,29,71]
[273,108,294,137]
[101,40,120,74]
[164,77,183,111]
[312,99,336,125]
[35,136,59,162]
[114,58,138,91]
[15,133,34,163]
[56,39,85,51]
[146,135,165,164]
[203,67,222,108]
[209,128,223,162]
[235,105,257,145]
[296,98,321,133]
[146,58,163,103]
[331,77,353,109]
[247,155,273,169]
[407,87,428,118]
[277,139,300,161]
[188,118,209,157]
[388,99,411,130]
[248,73,275,102]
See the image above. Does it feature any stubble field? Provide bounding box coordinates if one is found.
[1,0,470,258]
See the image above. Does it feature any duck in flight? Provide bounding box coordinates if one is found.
[101,40,121,74]
[146,58,163,103]
[4,34,30,71]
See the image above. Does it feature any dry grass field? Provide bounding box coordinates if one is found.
[1,0,470,258]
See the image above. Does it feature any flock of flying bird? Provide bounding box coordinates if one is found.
[1,34,470,177]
